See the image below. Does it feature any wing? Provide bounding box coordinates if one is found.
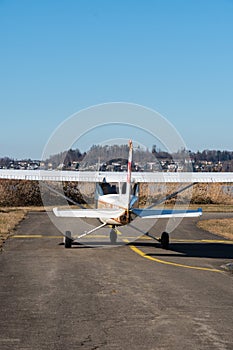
[132,208,202,219]
[0,169,233,183]
[131,172,233,183]
[53,207,125,218]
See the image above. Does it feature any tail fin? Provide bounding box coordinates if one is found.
[126,140,133,211]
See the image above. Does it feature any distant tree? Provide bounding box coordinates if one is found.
[0,157,12,168]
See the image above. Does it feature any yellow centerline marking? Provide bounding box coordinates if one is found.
[12,233,233,245]
[13,235,44,238]
[12,235,63,239]
[123,238,225,273]
[172,239,233,244]
[12,234,121,239]
[130,245,223,273]
[116,229,233,244]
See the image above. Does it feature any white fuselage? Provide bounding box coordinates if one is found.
[97,194,138,225]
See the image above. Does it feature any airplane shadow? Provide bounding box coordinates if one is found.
[58,239,233,259]
[59,241,126,248]
[131,241,233,260]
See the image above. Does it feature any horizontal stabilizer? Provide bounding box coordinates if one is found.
[53,207,125,219]
[132,208,202,219]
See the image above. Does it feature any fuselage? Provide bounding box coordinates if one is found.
[97,193,138,225]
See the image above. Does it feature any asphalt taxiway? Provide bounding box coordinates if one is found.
[0,212,233,350]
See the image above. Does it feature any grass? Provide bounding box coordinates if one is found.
[0,209,27,249]
[197,218,233,241]
[0,206,46,212]
[0,206,51,249]
[192,204,233,212]
[157,204,233,212]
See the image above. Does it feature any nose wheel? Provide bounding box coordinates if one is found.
[110,227,117,244]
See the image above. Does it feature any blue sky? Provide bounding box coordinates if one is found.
[0,0,232,158]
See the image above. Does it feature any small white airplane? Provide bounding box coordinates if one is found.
[52,140,204,248]
[0,140,233,249]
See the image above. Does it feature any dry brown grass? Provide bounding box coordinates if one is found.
[0,209,27,249]
[156,204,233,212]
[0,180,232,207]
[197,218,233,240]
[191,204,233,212]
[0,206,46,212]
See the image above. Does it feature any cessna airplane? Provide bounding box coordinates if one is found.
[1,140,233,249]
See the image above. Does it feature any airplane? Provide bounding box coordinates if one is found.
[0,140,233,249]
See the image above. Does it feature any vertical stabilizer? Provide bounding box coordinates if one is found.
[126,140,133,212]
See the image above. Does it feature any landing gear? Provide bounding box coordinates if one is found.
[110,227,117,244]
[145,231,170,249]
[160,231,169,250]
[64,231,73,248]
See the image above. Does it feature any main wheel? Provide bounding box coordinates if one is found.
[160,231,169,249]
[110,229,117,244]
[65,231,72,248]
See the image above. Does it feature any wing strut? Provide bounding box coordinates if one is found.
[41,182,86,209]
[76,222,107,239]
[147,182,197,209]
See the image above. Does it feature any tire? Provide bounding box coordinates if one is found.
[160,231,169,249]
[110,229,117,244]
[65,231,72,248]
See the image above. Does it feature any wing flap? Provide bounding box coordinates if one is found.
[53,207,125,218]
[132,208,202,219]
